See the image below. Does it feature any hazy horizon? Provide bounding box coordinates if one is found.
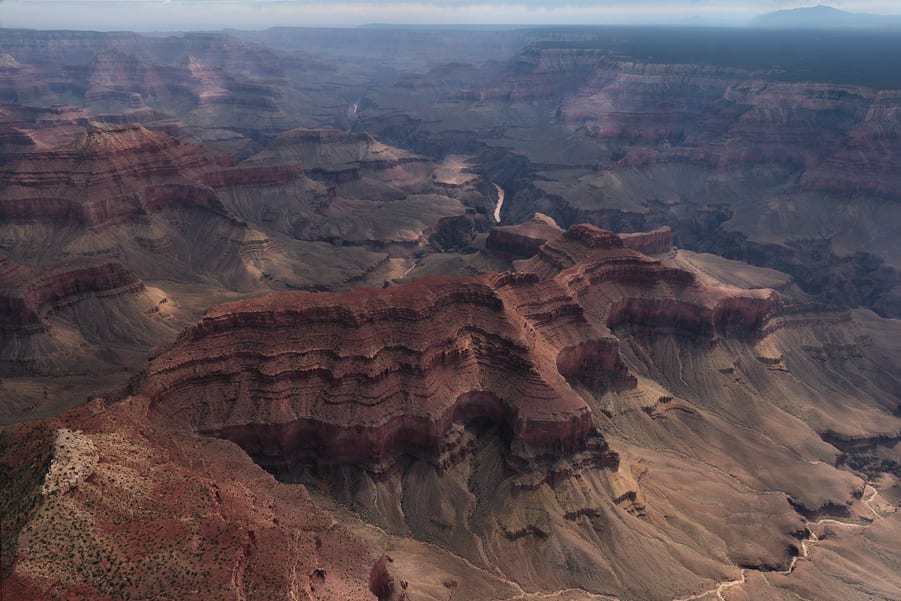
[4,1,901,32]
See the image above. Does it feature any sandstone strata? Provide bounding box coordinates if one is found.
[0,256,174,375]
[137,225,773,477]
[485,212,563,258]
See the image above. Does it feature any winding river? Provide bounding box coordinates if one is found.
[493,183,505,223]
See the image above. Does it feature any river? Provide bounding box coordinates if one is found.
[493,183,504,223]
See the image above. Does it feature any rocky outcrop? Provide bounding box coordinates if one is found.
[428,208,491,251]
[473,46,606,101]
[246,128,432,185]
[0,121,317,293]
[554,58,901,197]
[486,212,563,258]
[0,105,89,156]
[369,555,407,601]
[0,257,143,329]
[197,163,305,188]
[0,400,378,601]
[620,226,673,256]
[139,276,602,476]
[135,224,776,478]
[433,41,901,317]
[0,29,291,121]
[0,122,229,226]
[0,256,175,375]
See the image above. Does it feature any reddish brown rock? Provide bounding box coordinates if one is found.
[0,257,142,328]
[197,163,305,188]
[134,225,774,476]
[486,212,564,258]
[0,399,377,601]
[0,256,176,376]
[246,127,432,185]
[0,122,230,226]
[620,226,673,256]
[369,555,405,601]
[552,59,901,199]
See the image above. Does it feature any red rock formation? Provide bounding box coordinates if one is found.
[138,276,599,475]
[0,255,178,376]
[134,225,774,477]
[0,399,377,601]
[0,257,143,328]
[369,555,406,601]
[197,163,305,188]
[486,213,564,258]
[246,128,431,185]
[620,226,673,256]
[0,122,231,225]
[467,45,901,203]
[0,104,89,154]
[550,58,901,199]
[0,30,291,120]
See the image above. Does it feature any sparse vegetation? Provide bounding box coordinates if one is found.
[0,423,55,579]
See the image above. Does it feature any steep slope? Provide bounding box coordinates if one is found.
[0,256,176,376]
[105,225,899,600]
[0,121,273,289]
[3,226,900,601]
[0,401,380,601]
[361,34,901,317]
[2,26,901,601]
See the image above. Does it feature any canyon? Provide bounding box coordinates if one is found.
[1,25,900,601]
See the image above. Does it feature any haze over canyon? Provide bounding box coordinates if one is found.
[0,20,900,601]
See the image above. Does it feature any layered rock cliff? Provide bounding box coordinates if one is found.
[485,212,563,258]
[0,122,227,225]
[0,257,176,375]
[135,225,775,478]
[362,38,901,316]
[108,223,901,601]
[4,27,901,601]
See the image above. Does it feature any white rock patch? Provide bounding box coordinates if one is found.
[41,428,98,497]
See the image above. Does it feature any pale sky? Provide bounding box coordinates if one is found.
[2,1,901,30]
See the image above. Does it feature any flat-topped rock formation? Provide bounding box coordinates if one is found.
[0,256,141,326]
[135,224,774,478]
[0,122,228,226]
[485,212,564,258]
[620,226,673,256]
[0,121,294,291]
[139,275,606,476]
[245,127,433,186]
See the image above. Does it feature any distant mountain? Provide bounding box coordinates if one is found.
[753,4,901,30]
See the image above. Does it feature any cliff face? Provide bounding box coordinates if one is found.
[556,59,901,198]
[245,127,432,185]
[620,226,673,256]
[0,257,142,326]
[0,122,226,225]
[0,401,379,601]
[0,121,290,291]
[383,41,901,316]
[0,30,292,128]
[6,233,901,601]
[485,212,564,258]
[137,224,773,477]
[108,223,901,601]
[140,276,602,475]
[0,257,176,375]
